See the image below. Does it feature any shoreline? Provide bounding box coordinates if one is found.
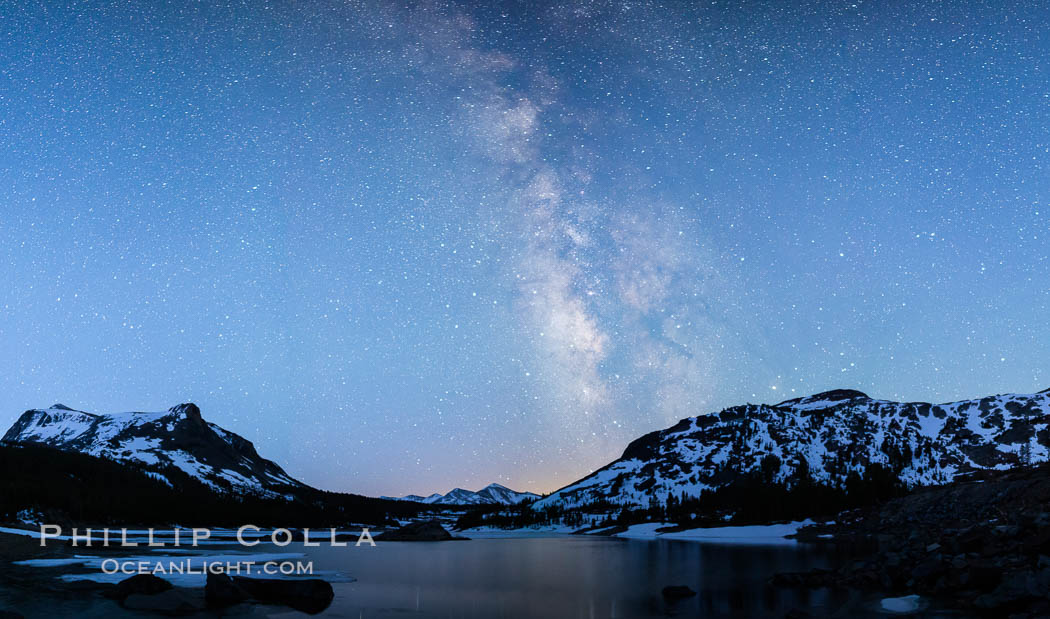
[457,519,818,545]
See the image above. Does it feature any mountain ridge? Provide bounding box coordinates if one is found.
[535,388,1050,511]
[1,402,305,499]
[383,483,539,505]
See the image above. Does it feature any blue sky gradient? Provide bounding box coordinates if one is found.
[1,1,1047,495]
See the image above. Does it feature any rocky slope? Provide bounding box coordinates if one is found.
[778,463,1050,616]
[384,483,539,505]
[536,388,1050,510]
[1,403,304,498]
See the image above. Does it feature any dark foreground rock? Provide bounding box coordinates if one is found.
[375,520,469,541]
[104,573,173,600]
[0,610,25,619]
[204,572,249,607]
[774,463,1050,616]
[661,585,696,599]
[232,576,334,614]
[122,589,206,615]
[205,573,334,614]
[97,574,205,614]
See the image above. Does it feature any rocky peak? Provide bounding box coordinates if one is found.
[775,389,870,408]
[168,403,202,423]
[810,388,869,401]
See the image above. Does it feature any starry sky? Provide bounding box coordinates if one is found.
[1,1,1048,496]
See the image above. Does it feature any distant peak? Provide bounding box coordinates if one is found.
[168,403,202,422]
[49,403,75,411]
[483,482,510,490]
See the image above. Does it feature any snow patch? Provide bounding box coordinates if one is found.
[613,520,811,545]
[881,594,922,613]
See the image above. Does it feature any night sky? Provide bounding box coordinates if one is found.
[1,1,1047,496]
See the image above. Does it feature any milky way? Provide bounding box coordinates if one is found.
[1,1,1047,495]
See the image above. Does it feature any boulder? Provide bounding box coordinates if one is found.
[1027,526,1050,556]
[911,555,945,585]
[204,573,335,614]
[122,589,205,614]
[204,573,249,608]
[965,561,1003,591]
[231,576,334,614]
[661,585,697,599]
[974,570,1037,611]
[953,526,989,554]
[103,574,173,601]
[0,611,24,619]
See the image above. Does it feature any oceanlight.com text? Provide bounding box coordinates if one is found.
[100,559,315,577]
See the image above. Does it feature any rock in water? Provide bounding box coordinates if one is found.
[375,520,469,541]
[122,589,206,614]
[204,573,249,608]
[661,585,697,599]
[231,576,334,615]
[204,572,334,614]
[103,574,173,601]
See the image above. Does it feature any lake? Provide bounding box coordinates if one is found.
[1,535,957,617]
[312,536,858,618]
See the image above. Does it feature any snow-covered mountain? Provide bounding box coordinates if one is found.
[1,403,305,498]
[535,388,1050,510]
[383,483,539,505]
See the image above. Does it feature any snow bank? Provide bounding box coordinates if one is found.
[614,520,813,545]
[614,523,675,538]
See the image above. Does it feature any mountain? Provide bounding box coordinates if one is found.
[535,388,1050,511]
[1,403,304,499]
[383,483,540,505]
[397,493,444,503]
[472,483,542,505]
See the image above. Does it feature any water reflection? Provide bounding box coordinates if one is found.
[305,536,860,618]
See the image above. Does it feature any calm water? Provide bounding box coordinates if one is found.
[1,536,949,618]
[307,536,870,618]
